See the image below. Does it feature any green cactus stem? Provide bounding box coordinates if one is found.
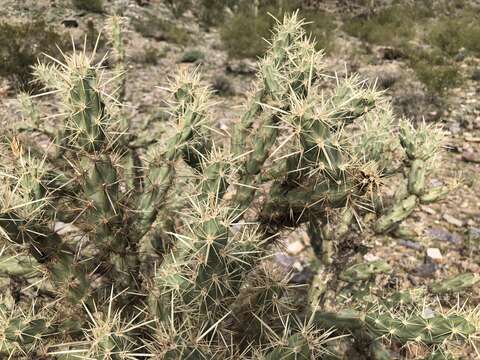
[375,195,417,233]
[339,260,392,283]
[430,273,480,294]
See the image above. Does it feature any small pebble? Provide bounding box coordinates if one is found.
[398,239,423,251]
[363,253,380,262]
[287,240,305,255]
[421,206,436,215]
[443,214,464,228]
[426,248,443,264]
[425,227,462,244]
[462,151,480,163]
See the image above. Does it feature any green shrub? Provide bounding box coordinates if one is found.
[220,10,273,58]
[343,2,480,59]
[164,0,191,18]
[428,14,480,57]
[461,23,480,56]
[428,17,466,57]
[180,49,205,63]
[85,19,107,52]
[301,9,336,52]
[342,2,474,97]
[0,20,67,91]
[199,0,241,27]
[212,75,234,96]
[412,61,462,96]
[408,48,463,95]
[343,5,417,47]
[472,68,480,81]
[132,12,190,44]
[140,45,166,65]
[220,2,335,58]
[72,0,103,13]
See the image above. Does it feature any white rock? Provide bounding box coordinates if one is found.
[363,253,380,262]
[287,240,305,255]
[443,214,464,227]
[421,206,436,215]
[426,248,443,263]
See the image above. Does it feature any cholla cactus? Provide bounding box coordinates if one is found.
[105,15,127,102]
[0,12,477,359]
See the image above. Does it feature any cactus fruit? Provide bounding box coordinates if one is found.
[0,12,477,360]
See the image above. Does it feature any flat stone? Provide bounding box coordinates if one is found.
[363,253,380,262]
[422,307,436,319]
[465,134,480,143]
[442,214,464,227]
[468,227,480,239]
[274,253,313,284]
[467,219,476,226]
[425,227,462,244]
[398,239,423,251]
[54,221,80,235]
[462,151,480,163]
[275,253,294,268]
[287,240,305,255]
[449,123,462,135]
[426,248,443,264]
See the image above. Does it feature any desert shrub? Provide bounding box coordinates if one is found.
[343,1,480,58]
[472,68,480,81]
[343,0,480,51]
[132,12,190,44]
[1,13,477,360]
[219,1,296,58]
[199,0,242,27]
[0,20,68,91]
[408,48,463,95]
[85,19,107,52]
[343,4,417,47]
[428,18,464,57]
[461,24,480,56]
[211,75,234,96]
[140,45,166,65]
[411,62,462,96]
[434,0,468,13]
[72,0,103,13]
[199,0,226,26]
[220,10,274,58]
[164,0,191,18]
[342,3,473,97]
[220,1,335,58]
[180,49,205,63]
[428,14,480,58]
[300,9,336,52]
